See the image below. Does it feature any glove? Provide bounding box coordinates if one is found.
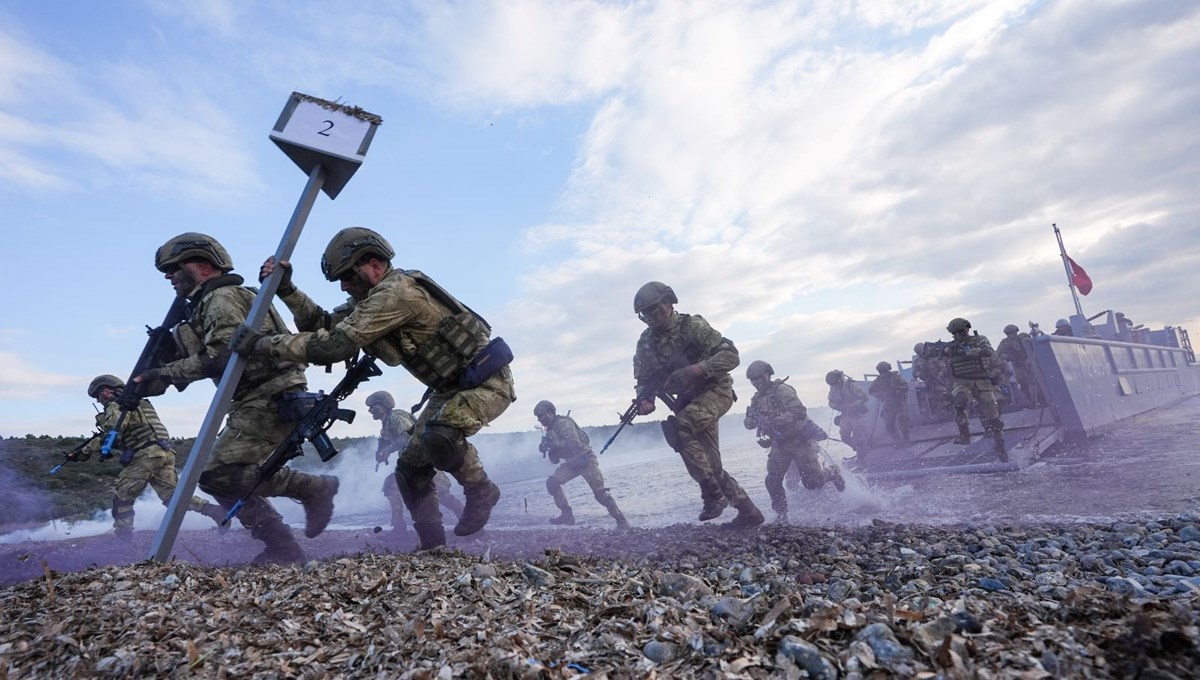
[538,439,550,454]
[229,325,265,356]
[260,257,296,297]
[663,364,704,394]
[134,368,171,397]
[756,436,772,449]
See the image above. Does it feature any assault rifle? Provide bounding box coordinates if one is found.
[223,354,383,525]
[100,296,189,458]
[50,429,104,474]
[598,384,682,455]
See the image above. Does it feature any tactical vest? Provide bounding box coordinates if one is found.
[949,338,990,380]
[101,400,169,452]
[546,415,592,460]
[635,314,707,379]
[382,270,491,390]
[172,276,305,397]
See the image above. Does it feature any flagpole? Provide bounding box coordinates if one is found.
[1053,223,1085,318]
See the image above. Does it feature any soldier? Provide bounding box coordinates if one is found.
[631,281,764,529]
[134,233,339,565]
[911,343,942,420]
[932,317,1007,460]
[238,227,514,549]
[1053,319,1073,336]
[366,390,464,538]
[743,361,844,523]
[70,375,225,538]
[996,325,1040,406]
[868,361,910,443]
[826,369,870,458]
[535,400,630,530]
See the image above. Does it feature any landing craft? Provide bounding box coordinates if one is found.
[850,225,1199,479]
[849,312,1198,480]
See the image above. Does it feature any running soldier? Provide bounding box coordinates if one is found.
[239,228,514,549]
[536,400,630,530]
[366,390,464,538]
[744,361,844,523]
[826,369,870,458]
[631,281,764,528]
[135,233,339,564]
[868,361,910,443]
[70,374,224,537]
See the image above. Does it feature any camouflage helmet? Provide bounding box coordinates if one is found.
[1055,318,1070,328]
[913,343,924,354]
[825,369,845,386]
[876,361,891,373]
[155,232,233,273]
[633,281,678,314]
[321,227,395,282]
[533,400,556,417]
[746,360,773,381]
[947,317,971,334]
[365,390,395,410]
[87,374,125,399]
[1004,324,1019,335]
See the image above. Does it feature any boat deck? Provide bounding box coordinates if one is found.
[852,407,1062,480]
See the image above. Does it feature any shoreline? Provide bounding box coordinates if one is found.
[2,514,1198,676]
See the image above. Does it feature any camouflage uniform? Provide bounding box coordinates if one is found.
[997,331,1039,406]
[265,267,515,548]
[633,312,751,517]
[78,399,221,535]
[827,380,870,453]
[940,333,1003,442]
[868,370,910,442]
[377,408,463,531]
[156,274,336,559]
[745,378,839,518]
[541,413,628,528]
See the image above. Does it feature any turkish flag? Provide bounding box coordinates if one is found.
[1067,256,1093,295]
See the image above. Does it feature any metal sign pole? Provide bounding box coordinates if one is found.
[149,165,325,562]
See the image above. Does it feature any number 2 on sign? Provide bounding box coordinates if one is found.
[318,120,334,136]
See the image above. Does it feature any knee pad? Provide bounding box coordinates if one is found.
[395,461,435,505]
[421,423,468,472]
[660,416,682,451]
[953,392,971,410]
[546,477,563,494]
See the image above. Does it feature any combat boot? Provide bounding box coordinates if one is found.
[413,520,446,550]
[549,508,576,525]
[725,499,765,530]
[252,542,306,566]
[199,503,230,534]
[953,424,972,445]
[827,465,846,492]
[773,510,789,524]
[697,478,727,521]
[301,475,340,538]
[455,480,500,536]
[601,496,630,531]
[987,420,1008,462]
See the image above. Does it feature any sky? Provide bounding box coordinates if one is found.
[1,0,1198,439]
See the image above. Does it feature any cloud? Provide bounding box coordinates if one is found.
[0,24,261,198]
[480,0,1200,421]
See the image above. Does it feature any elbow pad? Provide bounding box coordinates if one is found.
[305,328,360,365]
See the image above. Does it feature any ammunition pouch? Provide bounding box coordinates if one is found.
[405,312,490,389]
[274,391,319,423]
[460,337,514,389]
[119,448,136,467]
